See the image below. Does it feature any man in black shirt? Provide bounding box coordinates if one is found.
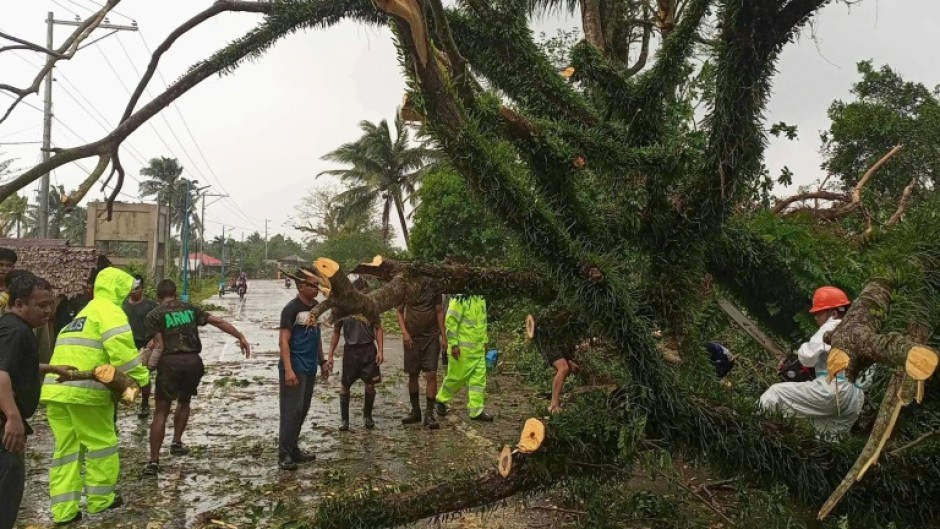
[142,279,250,476]
[123,274,158,418]
[0,271,73,529]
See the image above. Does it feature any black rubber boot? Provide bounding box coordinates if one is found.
[363,390,376,429]
[339,394,350,431]
[424,397,440,429]
[401,392,422,424]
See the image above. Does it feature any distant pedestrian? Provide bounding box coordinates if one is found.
[277,272,323,471]
[0,248,17,316]
[142,279,249,476]
[326,277,383,432]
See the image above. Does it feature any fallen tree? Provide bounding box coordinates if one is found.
[3,0,940,526]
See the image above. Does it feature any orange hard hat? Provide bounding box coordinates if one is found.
[809,286,850,314]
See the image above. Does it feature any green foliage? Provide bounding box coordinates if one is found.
[310,230,390,271]
[21,185,85,244]
[319,115,438,249]
[409,165,512,264]
[822,61,940,219]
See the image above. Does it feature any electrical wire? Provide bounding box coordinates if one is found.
[72,0,136,22]
[50,0,81,19]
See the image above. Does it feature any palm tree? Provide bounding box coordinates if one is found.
[139,157,200,232]
[318,113,437,249]
[24,185,86,244]
[0,194,29,238]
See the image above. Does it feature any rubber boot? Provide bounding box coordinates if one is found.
[363,390,376,429]
[424,397,440,430]
[339,394,350,431]
[401,392,422,424]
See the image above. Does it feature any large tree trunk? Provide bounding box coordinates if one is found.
[392,190,410,250]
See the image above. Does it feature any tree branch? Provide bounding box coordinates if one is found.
[0,32,68,58]
[0,0,120,125]
[851,144,903,203]
[886,176,918,226]
[0,0,378,206]
[770,190,848,215]
[580,0,606,51]
[120,0,274,123]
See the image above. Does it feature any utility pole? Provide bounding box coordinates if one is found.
[181,179,193,302]
[220,225,226,295]
[264,219,269,261]
[39,12,137,238]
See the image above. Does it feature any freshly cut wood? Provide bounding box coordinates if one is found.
[517,418,545,454]
[497,444,513,478]
[67,364,140,405]
[315,257,340,279]
[525,314,536,339]
[826,348,850,383]
[905,345,938,381]
[559,66,575,79]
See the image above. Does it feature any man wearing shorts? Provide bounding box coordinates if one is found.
[142,280,249,476]
[396,291,446,429]
[326,278,384,432]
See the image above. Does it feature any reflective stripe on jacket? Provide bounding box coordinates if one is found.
[41,267,150,406]
[445,296,487,351]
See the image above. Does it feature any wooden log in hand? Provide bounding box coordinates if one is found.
[67,365,140,405]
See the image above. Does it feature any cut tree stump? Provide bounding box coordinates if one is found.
[517,418,545,454]
[67,364,140,405]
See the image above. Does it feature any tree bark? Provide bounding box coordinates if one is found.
[580,0,606,52]
[392,190,410,250]
[67,365,140,404]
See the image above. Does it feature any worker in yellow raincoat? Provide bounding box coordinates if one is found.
[435,295,493,421]
[40,267,150,524]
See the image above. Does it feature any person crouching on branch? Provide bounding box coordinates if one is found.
[326,277,384,432]
[40,267,151,524]
[277,272,322,471]
[759,286,865,439]
[436,294,493,421]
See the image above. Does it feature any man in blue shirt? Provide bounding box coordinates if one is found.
[277,274,323,470]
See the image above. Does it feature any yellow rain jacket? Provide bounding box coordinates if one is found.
[41,267,150,405]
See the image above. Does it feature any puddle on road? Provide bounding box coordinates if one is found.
[16,282,556,529]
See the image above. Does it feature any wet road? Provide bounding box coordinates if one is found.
[16,280,548,529]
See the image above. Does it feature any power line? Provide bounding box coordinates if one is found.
[63,0,96,14]
[92,38,182,164]
[50,0,81,18]
[112,34,213,186]
[135,33,231,196]
[54,72,150,167]
[73,0,136,22]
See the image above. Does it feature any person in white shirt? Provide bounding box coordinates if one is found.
[759,286,865,439]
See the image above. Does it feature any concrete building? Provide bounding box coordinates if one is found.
[85,201,169,279]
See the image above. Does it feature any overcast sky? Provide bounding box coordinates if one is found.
[0,0,937,250]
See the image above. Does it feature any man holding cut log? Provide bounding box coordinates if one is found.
[40,267,151,525]
[143,279,250,476]
[0,271,74,529]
